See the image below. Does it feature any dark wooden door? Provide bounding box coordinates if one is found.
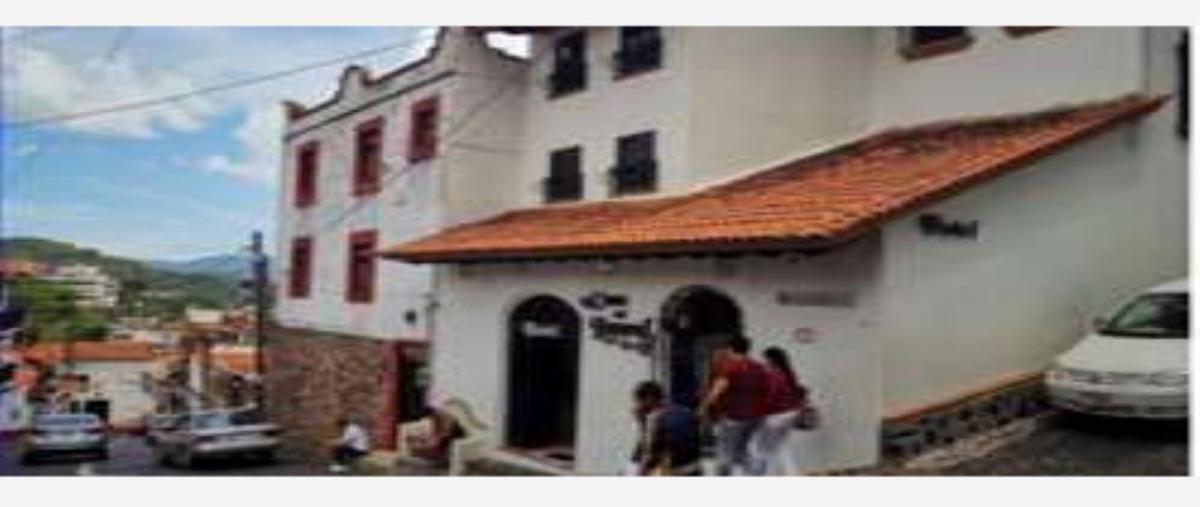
[506,295,581,449]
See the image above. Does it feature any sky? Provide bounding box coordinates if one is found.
[0,26,527,261]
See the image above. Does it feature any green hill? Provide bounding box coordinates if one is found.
[2,236,243,317]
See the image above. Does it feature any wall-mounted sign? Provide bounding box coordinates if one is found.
[521,321,563,338]
[917,213,979,239]
[776,290,856,308]
[580,292,629,311]
[791,327,819,345]
[589,317,655,356]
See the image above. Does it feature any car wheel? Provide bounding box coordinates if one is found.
[97,449,110,460]
[178,449,195,469]
[155,446,174,467]
[19,452,37,466]
[258,450,278,464]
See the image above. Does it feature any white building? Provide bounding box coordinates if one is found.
[375,27,1189,474]
[268,27,527,453]
[42,264,121,309]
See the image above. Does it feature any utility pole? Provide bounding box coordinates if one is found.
[249,231,268,408]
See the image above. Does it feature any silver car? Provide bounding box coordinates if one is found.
[19,413,109,464]
[152,409,281,468]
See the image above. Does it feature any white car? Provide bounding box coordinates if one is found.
[152,409,280,468]
[1046,278,1189,419]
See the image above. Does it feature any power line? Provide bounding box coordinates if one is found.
[307,42,550,235]
[3,33,434,130]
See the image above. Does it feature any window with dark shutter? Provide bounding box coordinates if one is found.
[354,119,384,196]
[288,237,313,299]
[1179,32,1189,139]
[294,142,319,208]
[611,131,657,196]
[544,146,583,203]
[615,27,662,77]
[409,96,439,162]
[549,31,587,98]
[900,27,973,60]
[346,230,377,303]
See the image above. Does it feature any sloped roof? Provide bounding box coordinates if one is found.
[20,341,158,364]
[380,94,1167,263]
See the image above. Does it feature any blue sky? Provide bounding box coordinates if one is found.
[1,26,521,260]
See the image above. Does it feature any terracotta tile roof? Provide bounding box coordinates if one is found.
[380,94,1168,263]
[211,347,257,376]
[19,340,158,364]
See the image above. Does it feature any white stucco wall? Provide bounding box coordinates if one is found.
[431,237,884,474]
[876,108,1187,414]
[686,27,873,186]
[519,28,694,203]
[275,29,528,340]
[869,27,1146,128]
[71,361,157,424]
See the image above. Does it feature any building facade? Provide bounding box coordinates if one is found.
[378,27,1188,474]
[267,27,527,454]
[41,264,121,309]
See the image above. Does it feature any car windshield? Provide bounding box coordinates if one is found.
[190,412,233,429]
[1102,293,1189,338]
[35,414,98,428]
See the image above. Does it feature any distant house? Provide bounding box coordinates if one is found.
[20,341,160,426]
[0,259,50,280]
[40,264,121,309]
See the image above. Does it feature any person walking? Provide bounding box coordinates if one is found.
[699,334,770,476]
[753,347,809,475]
[631,380,702,476]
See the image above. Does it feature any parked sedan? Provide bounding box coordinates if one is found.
[19,413,109,464]
[1046,278,1189,419]
[152,409,281,468]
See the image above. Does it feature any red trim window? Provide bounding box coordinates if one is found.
[346,230,378,303]
[294,141,319,208]
[288,237,313,299]
[408,96,439,163]
[354,118,384,196]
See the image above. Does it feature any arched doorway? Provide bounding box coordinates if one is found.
[660,286,744,408]
[506,295,581,451]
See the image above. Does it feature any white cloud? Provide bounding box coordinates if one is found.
[4,44,217,138]
[4,27,438,186]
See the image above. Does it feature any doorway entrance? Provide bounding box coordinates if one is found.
[661,286,744,408]
[505,295,581,456]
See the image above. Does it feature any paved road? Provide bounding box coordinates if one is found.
[934,411,1188,476]
[0,434,327,476]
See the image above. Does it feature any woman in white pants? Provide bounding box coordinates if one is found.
[754,347,808,475]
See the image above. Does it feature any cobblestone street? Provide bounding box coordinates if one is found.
[886,411,1189,476]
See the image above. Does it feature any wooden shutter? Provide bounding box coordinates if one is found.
[354,118,384,196]
[408,96,440,162]
[346,230,378,303]
[295,142,319,208]
[288,237,312,298]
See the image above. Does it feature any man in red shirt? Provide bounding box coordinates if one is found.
[699,334,770,475]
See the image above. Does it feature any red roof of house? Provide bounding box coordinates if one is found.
[380,94,1167,263]
[211,348,257,376]
[0,258,50,278]
[19,341,158,364]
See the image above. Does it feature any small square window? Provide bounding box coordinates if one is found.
[610,131,657,196]
[548,32,587,98]
[354,119,384,196]
[346,230,377,303]
[409,96,439,162]
[288,237,313,299]
[544,146,583,203]
[294,142,319,208]
[615,27,662,77]
[900,27,973,61]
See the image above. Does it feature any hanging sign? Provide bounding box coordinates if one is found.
[589,317,655,356]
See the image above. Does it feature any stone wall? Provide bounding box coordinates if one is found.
[263,324,400,458]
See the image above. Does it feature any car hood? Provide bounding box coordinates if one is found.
[1057,334,1189,373]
